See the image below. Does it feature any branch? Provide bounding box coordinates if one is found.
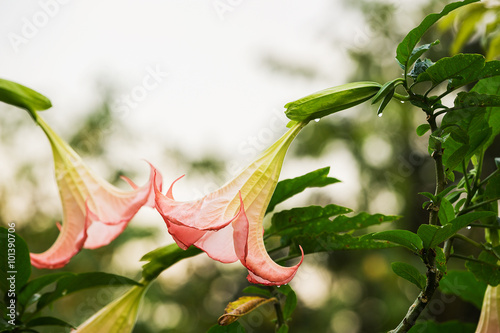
[389,250,439,333]
[390,107,448,332]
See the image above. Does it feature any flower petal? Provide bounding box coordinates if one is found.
[84,163,162,249]
[475,285,500,333]
[30,116,161,268]
[155,121,307,284]
[155,174,241,263]
[233,199,303,286]
[156,176,240,230]
[30,202,90,269]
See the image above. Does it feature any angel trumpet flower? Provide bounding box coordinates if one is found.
[475,285,500,333]
[155,121,307,285]
[30,115,162,269]
[73,283,149,333]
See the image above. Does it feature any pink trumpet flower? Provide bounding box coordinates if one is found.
[155,121,307,285]
[30,115,162,269]
[475,285,500,333]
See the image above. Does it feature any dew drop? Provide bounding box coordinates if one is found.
[400,101,405,104]
[467,226,472,230]
[314,118,320,122]
[377,113,383,117]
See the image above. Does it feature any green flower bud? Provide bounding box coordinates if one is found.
[284,81,382,121]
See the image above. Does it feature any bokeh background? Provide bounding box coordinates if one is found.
[1,0,498,332]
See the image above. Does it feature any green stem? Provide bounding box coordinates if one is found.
[458,198,500,216]
[269,287,285,331]
[452,233,482,249]
[478,167,500,188]
[462,161,472,197]
[432,108,449,118]
[393,92,410,101]
[448,253,498,265]
[469,223,500,229]
[443,238,454,261]
[427,115,446,226]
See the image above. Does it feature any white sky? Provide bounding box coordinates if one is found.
[0,0,357,156]
[0,0,424,218]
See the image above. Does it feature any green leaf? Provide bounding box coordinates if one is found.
[289,233,396,257]
[485,172,500,201]
[453,91,500,111]
[471,76,500,150]
[268,206,398,250]
[25,316,75,329]
[416,124,431,136]
[331,213,400,232]
[435,247,447,273]
[0,78,52,116]
[273,284,293,297]
[36,272,141,311]
[376,88,394,116]
[449,211,496,230]
[18,272,73,307]
[207,322,246,333]
[439,270,487,308]
[440,91,499,171]
[438,198,455,225]
[368,230,423,252]
[242,286,272,298]
[275,285,297,321]
[408,320,475,333]
[277,325,289,333]
[284,81,381,121]
[450,59,500,90]
[419,192,437,202]
[466,249,500,286]
[416,54,485,88]
[418,212,495,249]
[267,167,340,214]
[396,0,479,70]
[409,44,440,76]
[418,58,500,92]
[409,57,435,79]
[371,78,403,104]
[283,291,296,321]
[391,262,426,290]
[417,224,449,249]
[0,227,31,294]
[141,244,202,282]
[267,204,353,236]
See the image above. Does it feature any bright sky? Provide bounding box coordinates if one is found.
[0,0,357,156]
[0,0,424,218]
